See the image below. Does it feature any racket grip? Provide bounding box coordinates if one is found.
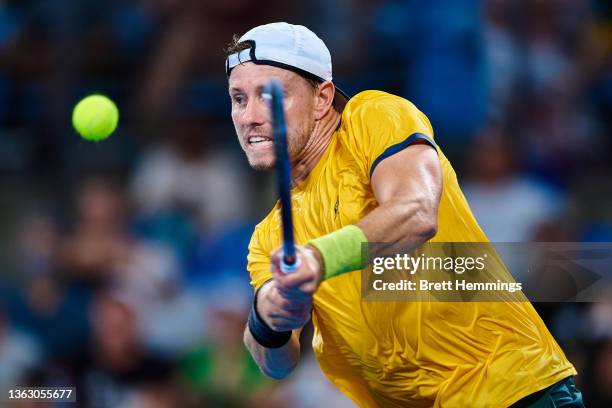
[281,254,301,274]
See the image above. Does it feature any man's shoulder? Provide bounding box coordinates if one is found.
[338,90,432,148]
[343,90,420,118]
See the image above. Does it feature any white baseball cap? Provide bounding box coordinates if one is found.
[225,22,349,110]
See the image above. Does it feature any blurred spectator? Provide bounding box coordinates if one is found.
[7,212,90,361]
[7,271,91,361]
[581,339,612,407]
[519,0,574,97]
[130,118,250,235]
[67,291,182,408]
[135,281,209,358]
[58,178,179,294]
[483,0,522,117]
[15,213,57,278]
[462,125,566,242]
[587,301,612,341]
[521,89,600,184]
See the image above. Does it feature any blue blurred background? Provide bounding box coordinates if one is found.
[0,0,610,406]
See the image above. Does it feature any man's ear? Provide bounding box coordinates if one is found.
[314,81,335,120]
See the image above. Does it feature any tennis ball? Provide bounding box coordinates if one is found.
[72,95,119,141]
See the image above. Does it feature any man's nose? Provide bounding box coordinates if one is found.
[243,98,267,126]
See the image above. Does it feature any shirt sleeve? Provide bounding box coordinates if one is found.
[342,92,437,179]
[247,221,274,290]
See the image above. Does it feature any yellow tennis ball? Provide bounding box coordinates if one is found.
[72,95,119,141]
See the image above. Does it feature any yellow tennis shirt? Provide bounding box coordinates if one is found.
[247,90,576,407]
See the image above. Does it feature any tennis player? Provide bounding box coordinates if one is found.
[225,22,583,407]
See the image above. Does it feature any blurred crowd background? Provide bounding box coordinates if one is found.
[0,0,610,407]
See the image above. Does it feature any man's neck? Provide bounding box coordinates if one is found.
[291,110,341,186]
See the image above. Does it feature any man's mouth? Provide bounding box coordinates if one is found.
[247,135,273,148]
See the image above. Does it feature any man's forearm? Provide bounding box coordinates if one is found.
[243,328,301,379]
[244,281,306,379]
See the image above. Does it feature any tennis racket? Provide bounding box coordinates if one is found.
[265,79,300,273]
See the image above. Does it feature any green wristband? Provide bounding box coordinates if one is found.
[308,225,368,280]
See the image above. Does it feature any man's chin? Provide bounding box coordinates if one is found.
[248,158,275,171]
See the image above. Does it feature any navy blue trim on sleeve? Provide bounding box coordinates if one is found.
[369,133,437,178]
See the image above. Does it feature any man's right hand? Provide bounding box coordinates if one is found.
[257,281,312,332]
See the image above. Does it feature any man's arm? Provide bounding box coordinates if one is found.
[243,324,302,380]
[257,142,442,377]
[243,278,311,379]
[358,142,442,246]
[271,142,442,294]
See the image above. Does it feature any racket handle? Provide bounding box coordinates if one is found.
[281,254,301,274]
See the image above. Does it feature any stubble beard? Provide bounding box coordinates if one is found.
[246,119,314,172]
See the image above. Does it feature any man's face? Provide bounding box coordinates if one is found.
[229,62,317,170]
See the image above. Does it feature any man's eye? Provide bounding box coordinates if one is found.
[232,95,245,105]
